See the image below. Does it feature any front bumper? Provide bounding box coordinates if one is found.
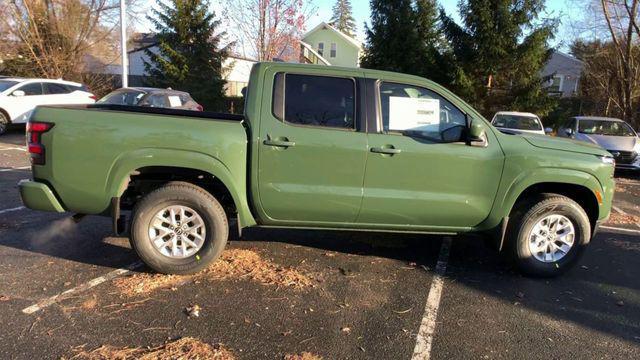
[19,180,65,212]
[611,151,640,170]
[615,163,640,170]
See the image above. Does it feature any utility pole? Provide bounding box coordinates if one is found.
[120,0,128,88]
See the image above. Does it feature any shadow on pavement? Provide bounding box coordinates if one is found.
[0,213,141,272]
[240,226,444,266]
[0,126,26,146]
[446,228,640,345]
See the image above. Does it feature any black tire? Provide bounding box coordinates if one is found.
[130,181,228,274]
[0,111,9,135]
[506,193,591,277]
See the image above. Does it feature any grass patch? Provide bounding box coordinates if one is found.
[284,352,323,360]
[69,337,234,359]
[114,249,313,297]
[607,212,640,225]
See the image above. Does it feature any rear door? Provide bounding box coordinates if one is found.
[9,82,46,123]
[358,79,504,229]
[43,82,74,105]
[256,67,368,224]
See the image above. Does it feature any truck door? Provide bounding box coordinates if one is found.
[358,80,504,228]
[256,69,368,224]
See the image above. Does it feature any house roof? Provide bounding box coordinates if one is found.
[302,22,362,49]
[542,50,583,77]
[126,36,257,63]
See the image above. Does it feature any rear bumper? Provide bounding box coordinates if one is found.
[19,180,65,212]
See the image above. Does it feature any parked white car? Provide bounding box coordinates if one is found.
[0,78,96,134]
[491,111,548,135]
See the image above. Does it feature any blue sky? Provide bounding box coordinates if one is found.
[139,0,577,53]
[307,0,575,51]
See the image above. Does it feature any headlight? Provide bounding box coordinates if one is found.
[598,155,615,165]
[633,141,640,154]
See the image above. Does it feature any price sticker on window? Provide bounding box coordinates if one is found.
[388,97,440,131]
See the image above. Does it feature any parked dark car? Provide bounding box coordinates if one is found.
[97,87,203,111]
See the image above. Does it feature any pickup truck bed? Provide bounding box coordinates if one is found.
[25,105,252,222]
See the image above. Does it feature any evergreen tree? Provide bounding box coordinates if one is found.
[440,0,557,117]
[329,0,357,37]
[361,0,446,84]
[144,0,229,111]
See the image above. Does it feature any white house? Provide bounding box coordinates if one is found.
[299,22,363,68]
[86,33,256,96]
[542,51,584,98]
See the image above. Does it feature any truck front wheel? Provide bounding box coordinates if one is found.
[130,182,228,274]
[506,194,591,277]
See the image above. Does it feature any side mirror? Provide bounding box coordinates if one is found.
[544,127,553,135]
[564,128,574,137]
[12,90,25,97]
[468,118,487,147]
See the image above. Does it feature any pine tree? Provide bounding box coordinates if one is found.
[361,0,446,84]
[440,0,557,117]
[144,0,229,111]
[329,0,357,37]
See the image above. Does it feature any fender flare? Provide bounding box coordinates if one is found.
[481,167,602,232]
[105,148,256,228]
[484,168,602,251]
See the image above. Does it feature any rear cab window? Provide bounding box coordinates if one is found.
[378,81,466,142]
[272,73,356,130]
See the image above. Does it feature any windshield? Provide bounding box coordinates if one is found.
[578,120,636,136]
[0,80,18,93]
[492,114,542,131]
[97,90,146,105]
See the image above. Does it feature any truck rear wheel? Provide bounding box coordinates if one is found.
[130,182,228,274]
[506,194,591,277]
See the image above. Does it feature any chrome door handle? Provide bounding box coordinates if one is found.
[371,147,401,155]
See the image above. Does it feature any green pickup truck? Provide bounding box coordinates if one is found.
[19,62,615,277]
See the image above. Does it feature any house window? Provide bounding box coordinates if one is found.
[330,43,337,58]
[318,42,324,56]
[548,75,563,93]
[225,81,248,97]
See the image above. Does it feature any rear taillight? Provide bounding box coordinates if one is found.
[89,94,97,100]
[196,104,203,111]
[26,121,53,165]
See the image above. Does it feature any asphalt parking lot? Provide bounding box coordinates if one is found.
[0,128,639,359]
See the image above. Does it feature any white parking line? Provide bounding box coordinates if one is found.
[0,147,26,152]
[22,261,144,314]
[0,166,30,172]
[411,237,452,360]
[612,205,627,215]
[0,206,26,215]
[600,225,640,234]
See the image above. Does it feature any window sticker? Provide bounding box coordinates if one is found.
[168,95,182,107]
[388,97,440,131]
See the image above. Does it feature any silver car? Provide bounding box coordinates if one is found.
[557,116,640,170]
